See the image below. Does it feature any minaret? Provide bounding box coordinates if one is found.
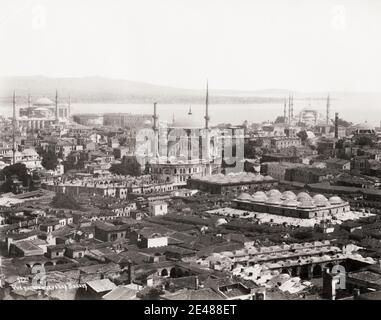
[290,93,294,121]
[283,97,287,123]
[152,102,159,157]
[27,94,32,117]
[288,94,291,125]
[204,81,211,168]
[55,90,59,123]
[12,91,16,165]
[204,81,210,130]
[68,95,71,119]
[326,94,330,125]
[188,106,192,115]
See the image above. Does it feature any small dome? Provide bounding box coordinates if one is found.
[314,199,330,207]
[237,192,253,201]
[329,196,343,205]
[297,192,311,201]
[267,189,282,198]
[282,191,297,200]
[252,191,268,202]
[263,175,274,181]
[312,194,328,202]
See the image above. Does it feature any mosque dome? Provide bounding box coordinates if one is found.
[252,191,268,202]
[282,191,297,200]
[329,196,343,205]
[237,192,253,201]
[297,192,311,201]
[34,97,54,106]
[312,194,328,202]
[267,189,282,198]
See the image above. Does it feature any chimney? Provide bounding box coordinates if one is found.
[334,113,339,138]
[195,276,199,290]
[128,261,135,284]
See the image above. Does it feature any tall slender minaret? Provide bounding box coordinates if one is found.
[288,94,291,125]
[204,81,211,168]
[153,102,159,157]
[283,97,287,123]
[27,94,31,117]
[68,95,71,119]
[290,93,294,120]
[55,90,59,123]
[204,81,210,130]
[326,94,330,125]
[12,91,16,165]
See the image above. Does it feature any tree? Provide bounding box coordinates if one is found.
[297,130,308,143]
[109,158,142,176]
[0,163,32,193]
[51,193,83,210]
[41,150,58,170]
[355,135,375,147]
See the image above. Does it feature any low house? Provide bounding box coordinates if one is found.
[86,279,117,299]
[65,244,87,259]
[47,244,66,259]
[325,159,351,171]
[102,285,138,300]
[9,239,45,257]
[94,221,129,242]
[130,228,168,249]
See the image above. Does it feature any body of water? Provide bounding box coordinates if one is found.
[0,92,380,126]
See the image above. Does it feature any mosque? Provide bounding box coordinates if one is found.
[149,84,222,186]
[14,91,71,132]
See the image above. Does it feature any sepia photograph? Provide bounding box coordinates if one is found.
[1,0,381,308]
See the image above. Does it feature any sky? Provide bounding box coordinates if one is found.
[0,0,380,92]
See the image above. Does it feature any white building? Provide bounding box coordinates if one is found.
[149,201,168,216]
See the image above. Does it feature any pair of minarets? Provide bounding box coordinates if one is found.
[283,94,331,125]
[152,82,211,160]
[283,94,294,124]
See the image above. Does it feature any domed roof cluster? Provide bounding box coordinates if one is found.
[236,189,344,208]
[193,172,274,185]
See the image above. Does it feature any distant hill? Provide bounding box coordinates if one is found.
[0,76,286,104]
